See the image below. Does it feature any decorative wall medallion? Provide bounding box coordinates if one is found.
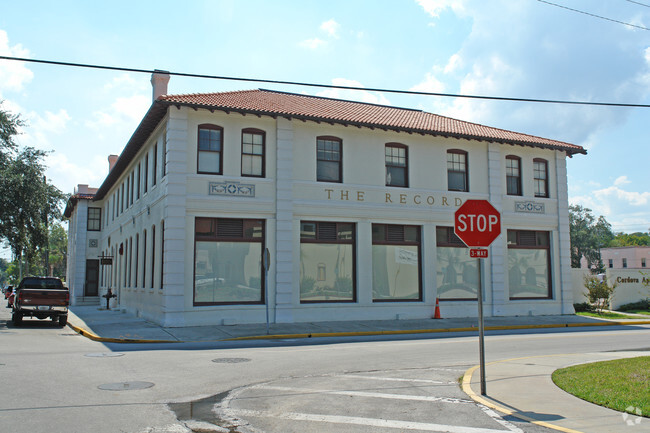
[88,239,98,248]
[515,201,545,214]
[209,181,255,197]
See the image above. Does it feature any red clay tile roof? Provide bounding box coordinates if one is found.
[94,88,585,200]
[160,89,585,154]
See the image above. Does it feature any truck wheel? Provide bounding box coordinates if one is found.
[58,315,68,327]
[12,312,22,325]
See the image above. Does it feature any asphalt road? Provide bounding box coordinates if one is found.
[1,306,649,433]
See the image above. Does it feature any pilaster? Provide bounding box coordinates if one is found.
[487,143,506,315]
[274,118,295,323]
[556,152,574,314]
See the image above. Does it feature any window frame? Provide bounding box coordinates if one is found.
[371,224,422,302]
[507,230,552,300]
[533,158,549,198]
[87,207,102,231]
[316,136,342,183]
[385,143,409,188]
[197,124,224,175]
[300,221,356,303]
[193,217,265,306]
[241,128,266,178]
[447,149,469,192]
[505,155,522,196]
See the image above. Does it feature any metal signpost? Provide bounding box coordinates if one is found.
[454,199,501,396]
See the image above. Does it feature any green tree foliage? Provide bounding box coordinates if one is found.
[0,102,66,276]
[569,205,614,271]
[583,275,617,314]
[609,232,650,247]
[32,222,67,278]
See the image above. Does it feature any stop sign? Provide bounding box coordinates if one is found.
[454,200,501,247]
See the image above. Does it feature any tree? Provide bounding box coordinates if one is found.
[0,103,66,278]
[583,275,617,314]
[609,232,650,247]
[33,222,68,278]
[569,204,614,271]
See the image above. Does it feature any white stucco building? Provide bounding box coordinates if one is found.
[64,72,586,327]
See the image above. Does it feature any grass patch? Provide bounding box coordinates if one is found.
[552,357,650,417]
[576,311,640,319]
[624,310,650,316]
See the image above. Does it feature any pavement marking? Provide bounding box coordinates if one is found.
[228,408,521,433]
[257,384,474,404]
[341,374,456,385]
[462,355,585,433]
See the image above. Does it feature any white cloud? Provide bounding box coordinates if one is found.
[317,78,391,106]
[613,175,631,187]
[86,94,149,130]
[45,152,109,194]
[320,19,340,38]
[410,72,445,93]
[14,108,71,152]
[299,38,326,50]
[0,29,33,95]
[416,0,466,18]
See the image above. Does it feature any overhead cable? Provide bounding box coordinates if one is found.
[538,0,650,31]
[1,55,650,108]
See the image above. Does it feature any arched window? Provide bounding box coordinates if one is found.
[316,136,342,182]
[241,128,265,177]
[197,124,223,174]
[533,158,549,198]
[447,149,468,192]
[506,155,522,196]
[385,143,408,187]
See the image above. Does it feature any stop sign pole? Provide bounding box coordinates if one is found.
[454,200,501,396]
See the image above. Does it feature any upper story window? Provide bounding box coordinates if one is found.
[642,258,646,268]
[87,207,101,231]
[447,149,468,192]
[385,143,408,187]
[534,158,549,198]
[162,133,167,178]
[316,136,342,183]
[144,153,149,194]
[622,258,628,268]
[241,128,265,177]
[152,143,158,186]
[608,259,613,268]
[197,124,223,175]
[506,155,522,196]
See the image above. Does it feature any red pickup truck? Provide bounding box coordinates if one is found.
[12,277,69,326]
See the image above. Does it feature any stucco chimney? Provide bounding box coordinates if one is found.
[151,69,170,101]
[108,154,119,172]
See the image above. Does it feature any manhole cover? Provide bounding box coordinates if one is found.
[98,381,154,391]
[212,357,251,364]
[85,352,125,357]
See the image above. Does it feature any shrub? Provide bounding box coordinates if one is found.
[583,275,617,314]
[618,299,650,312]
[573,302,593,313]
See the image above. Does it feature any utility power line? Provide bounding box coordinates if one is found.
[2,55,650,108]
[625,0,650,8]
[538,0,650,31]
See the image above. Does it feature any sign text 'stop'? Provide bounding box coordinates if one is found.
[454,200,501,248]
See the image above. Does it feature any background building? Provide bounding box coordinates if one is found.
[65,72,586,326]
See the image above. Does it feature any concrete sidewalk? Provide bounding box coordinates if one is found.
[66,306,650,433]
[66,305,650,344]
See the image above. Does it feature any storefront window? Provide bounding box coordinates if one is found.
[507,230,551,299]
[372,224,421,301]
[300,221,355,302]
[194,218,264,305]
[436,226,479,300]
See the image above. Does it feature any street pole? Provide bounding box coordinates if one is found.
[477,257,486,395]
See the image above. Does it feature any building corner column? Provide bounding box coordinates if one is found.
[556,152,574,314]
[487,143,505,316]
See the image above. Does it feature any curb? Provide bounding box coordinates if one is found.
[461,356,586,433]
[67,318,650,344]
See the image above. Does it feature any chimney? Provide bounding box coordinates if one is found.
[108,154,119,172]
[151,69,170,102]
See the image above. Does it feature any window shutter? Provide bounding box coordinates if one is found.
[217,219,243,238]
[318,222,338,241]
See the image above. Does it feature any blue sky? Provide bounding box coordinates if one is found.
[1,0,649,259]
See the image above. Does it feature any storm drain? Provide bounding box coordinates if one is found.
[85,352,125,357]
[98,381,154,391]
[212,357,250,364]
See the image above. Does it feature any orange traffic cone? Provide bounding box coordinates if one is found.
[433,297,441,319]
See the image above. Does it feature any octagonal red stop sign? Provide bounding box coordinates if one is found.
[454,200,501,247]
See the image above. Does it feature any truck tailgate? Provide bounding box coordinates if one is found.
[18,288,69,307]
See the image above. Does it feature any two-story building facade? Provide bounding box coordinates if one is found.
[65,72,586,327]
